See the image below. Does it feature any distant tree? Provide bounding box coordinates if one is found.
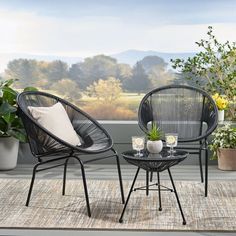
[139,56,167,72]
[86,77,122,102]
[46,60,68,84]
[148,65,175,87]
[4,59,70,89]
[50,78,81,101]
[68,63,82,86]
[116,63,133,84]
[5,59,39,88]
[124,62,150,92]
[34,61,51,88]
[78,55,118,89]
[139,56,175,88]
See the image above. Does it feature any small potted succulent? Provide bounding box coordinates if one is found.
[146,123,163,153]
[209,123,236,170]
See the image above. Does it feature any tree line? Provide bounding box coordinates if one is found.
[0,54,204,120]
[3,55,179,97]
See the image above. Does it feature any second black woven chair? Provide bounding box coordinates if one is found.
[138,85,218,197]
[17,91,125,217]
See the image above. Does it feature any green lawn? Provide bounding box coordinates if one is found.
[79,92,144,109]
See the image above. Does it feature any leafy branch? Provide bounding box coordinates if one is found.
[171,26,236,119]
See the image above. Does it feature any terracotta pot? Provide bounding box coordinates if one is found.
[217,148,236,170]
[147,140,163,153]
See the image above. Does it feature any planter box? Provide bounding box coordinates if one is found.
[218,148,236,170]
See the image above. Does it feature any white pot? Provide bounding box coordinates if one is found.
[147,140,163,153]
[218,110,224,122]
[0,137,19,170]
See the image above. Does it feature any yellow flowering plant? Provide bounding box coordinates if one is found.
[212,93,229,111]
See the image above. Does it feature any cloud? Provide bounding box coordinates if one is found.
[0,8,236,56]
[145,23,236,52]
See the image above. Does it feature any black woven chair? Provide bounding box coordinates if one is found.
[138,85,218,197]
[17,91,125,216]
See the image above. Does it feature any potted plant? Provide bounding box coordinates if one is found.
[209,123,236,170]
[0,79,36,170]
[146,123,163,153]
[212,93,229,122]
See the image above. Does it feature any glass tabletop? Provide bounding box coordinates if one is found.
[122,148,188,162]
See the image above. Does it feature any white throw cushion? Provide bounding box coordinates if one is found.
[28,102,81,146]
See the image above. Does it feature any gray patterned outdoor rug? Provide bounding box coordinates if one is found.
[0,178,236,231]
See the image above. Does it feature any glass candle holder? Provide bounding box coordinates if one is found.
[132,136,145,156]
[165,133,178,155]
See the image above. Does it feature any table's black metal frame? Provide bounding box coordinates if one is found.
[119,150,188,225]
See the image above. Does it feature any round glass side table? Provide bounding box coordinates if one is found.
[119,148,188,225]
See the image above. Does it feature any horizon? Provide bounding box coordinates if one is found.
[1,49,197,57]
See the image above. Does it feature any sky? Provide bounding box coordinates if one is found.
[0,0,236,57]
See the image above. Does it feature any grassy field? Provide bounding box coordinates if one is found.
[79,92,144,107]
[17,88,236,120]
[76,92,145,120]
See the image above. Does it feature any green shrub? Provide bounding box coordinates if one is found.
[209,124,236,159]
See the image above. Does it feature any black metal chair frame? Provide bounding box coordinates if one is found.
[138,85,218,197]
[17,91,125,217]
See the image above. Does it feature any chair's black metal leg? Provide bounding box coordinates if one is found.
[79,162,91,217]
[62,157,70,195]
[114,152,125,204]
[119,167,140,223]
[150,171,153,182]
[199,150,204,183]
[146,171,149,196]
[167,168,186,225]
[157,172,162,211]
[205,144,209,197]
[26,163,39,206]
